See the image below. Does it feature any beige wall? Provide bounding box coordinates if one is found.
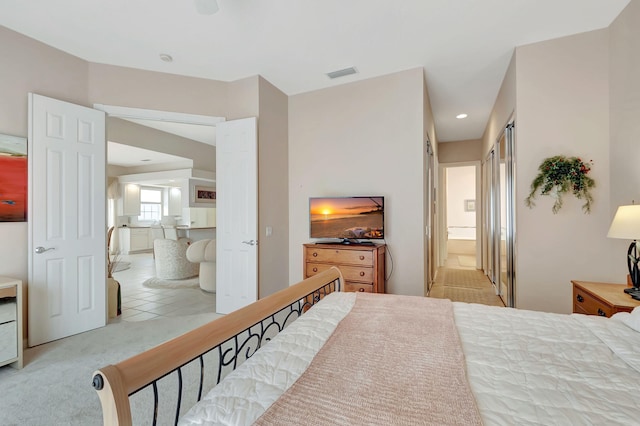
[107,118,215,171]
[223,75,292,296]
[258,77,289,296]
[226,76,259,119]
[482,54,516,158]
[289,68,427,296]
[609,1,640,245]
[0,26,291,328]
[88,63,229,117]
[0,27,89,285]
[438,139,483,163]
[515,29,613,313]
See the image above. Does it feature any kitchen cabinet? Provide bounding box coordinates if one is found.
[119,227,152,254]
[118,183,140,216]
[168,187,182,216]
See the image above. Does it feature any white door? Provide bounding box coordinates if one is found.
[216,117,258,314]
[28,93,106,346]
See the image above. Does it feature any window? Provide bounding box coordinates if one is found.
[138,188,163,222]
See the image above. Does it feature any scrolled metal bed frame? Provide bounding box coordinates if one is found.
[92,267,343,425]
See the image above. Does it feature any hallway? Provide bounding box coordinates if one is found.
[430,266,504,307]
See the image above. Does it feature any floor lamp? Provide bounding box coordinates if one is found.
[607,204,640,297]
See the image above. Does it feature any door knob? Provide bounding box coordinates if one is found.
[35,246,54,254]
[242,240,258,246]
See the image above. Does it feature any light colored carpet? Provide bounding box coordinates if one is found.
[143,276,199,289]
[442,287,505,307]
[431,267,504,307]
[441,269,490,289]
[0,312,222,425]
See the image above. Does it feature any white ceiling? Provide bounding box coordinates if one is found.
[0,0,630,141]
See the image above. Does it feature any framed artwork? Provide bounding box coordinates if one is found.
[194,185,216,204]
[0,133,27,222]
[464,199,476,212]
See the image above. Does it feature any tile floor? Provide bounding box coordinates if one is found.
[110,253,216,323]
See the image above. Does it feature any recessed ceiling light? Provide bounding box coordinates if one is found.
[159,53,173,63]
[456,113,468,119]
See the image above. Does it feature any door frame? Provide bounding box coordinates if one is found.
[93,104,225,131]
[96,104,224,260]
[437,161,482,269]
[424,138,436,294]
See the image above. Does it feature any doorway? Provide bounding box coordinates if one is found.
[442,163,481,270]
[99,105,223,318]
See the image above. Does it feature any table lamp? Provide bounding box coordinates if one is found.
[607,204,640,297]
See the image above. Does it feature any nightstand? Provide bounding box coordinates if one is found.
[0,276,23,369]
[572,281,640,317]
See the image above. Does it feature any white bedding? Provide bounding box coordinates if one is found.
[180,293,640,425]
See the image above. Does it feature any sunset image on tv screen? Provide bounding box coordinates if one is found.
[310,197,383,239]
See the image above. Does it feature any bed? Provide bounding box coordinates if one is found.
[93,267,640,425]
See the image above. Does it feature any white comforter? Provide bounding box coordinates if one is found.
[180,293,640,425]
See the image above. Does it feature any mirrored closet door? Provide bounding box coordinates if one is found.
[484,121,516,307]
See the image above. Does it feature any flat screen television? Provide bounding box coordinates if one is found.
[309,196,384,243]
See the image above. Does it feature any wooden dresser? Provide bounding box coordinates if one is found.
[572,281,640,317]
[304,244,386,293]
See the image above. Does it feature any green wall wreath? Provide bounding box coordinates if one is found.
[525,155,595,214]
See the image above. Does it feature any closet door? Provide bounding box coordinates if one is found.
[483,149,496,289]
[489,121,516,308]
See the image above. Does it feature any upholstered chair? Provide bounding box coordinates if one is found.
[153,239,199,280]
[150,226,165,258]
[186,239,216,292]
[163,226,179,240]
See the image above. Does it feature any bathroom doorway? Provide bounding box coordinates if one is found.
[442,163,481,269]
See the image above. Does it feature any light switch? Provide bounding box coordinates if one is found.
[266,226,273,236]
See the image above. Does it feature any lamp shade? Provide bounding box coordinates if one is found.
[607,205,640,239]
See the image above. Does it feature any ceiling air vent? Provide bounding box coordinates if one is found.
[326,67,358,79]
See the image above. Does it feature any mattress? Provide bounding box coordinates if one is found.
[180,293,640,425]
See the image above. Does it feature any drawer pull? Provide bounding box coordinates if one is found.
[576,295,584,303]
[598,309,607,317]
[312,267,318,273]
[312,252,318,257]
[359,255,365,260]
[358,288,365,292]
[359,271,365,277]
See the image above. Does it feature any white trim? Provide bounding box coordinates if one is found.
[93,104,226,126]
[438,160,482,269]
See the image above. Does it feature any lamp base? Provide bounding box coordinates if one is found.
[624,287,640,302]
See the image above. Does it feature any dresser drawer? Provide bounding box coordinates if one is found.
[0,299,16,324]
[344,282,373,293]
[0,321,17,362]
[306,263,374,283]
[305,248,373,266]
[0,286,16,298]
[573,286,612,317]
